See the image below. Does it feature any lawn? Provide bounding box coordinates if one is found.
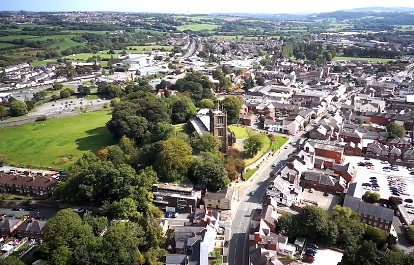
[243,133,271,166]
[333,56,395,63]
[243,168,258,180]
[271,136,289,152]
[177,23,219,31]
[50,38,84,51]
[228,125,254,139]
[0,111,115,169]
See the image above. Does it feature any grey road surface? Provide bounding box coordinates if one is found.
[228,141,300,265]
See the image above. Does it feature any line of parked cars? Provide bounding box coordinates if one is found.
[302,243,318,263]
[387,176,410,196]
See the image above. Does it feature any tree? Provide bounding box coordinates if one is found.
[170,95,197,124]
[0,105,8,120]
[57,153,149,207]
[60,89,71,99]
[256,76,265,86]
[43,209,94,254]
[190,132,220,153]
[199,99,215,109]
[243,78,255,91]
[52,82,63,90]
[244,134,264,157]
[387,122,406,138]
[362,191,380,204]
[406,225,414,243]
[100,222,146,265]
[8,100,27,117]
[0,257,25,265]
[291,206,330,241]
[276,212,293,235]
[221,96,243,124]
[49,245,73,265]
[155,137,194,182]
[107,84,123,97]
[110,198,142,221]
[363,225,388,245]
[192,152,229,192]
[83,213,108,236]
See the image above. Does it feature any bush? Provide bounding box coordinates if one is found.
[35,115,48,121]
[407,225,414,243]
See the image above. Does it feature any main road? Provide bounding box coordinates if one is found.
[227,133,305,265]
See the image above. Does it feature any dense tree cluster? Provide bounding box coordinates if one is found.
[276,205,414,265]
[387,122,406,138]
[39,208,164,265]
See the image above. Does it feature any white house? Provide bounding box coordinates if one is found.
[266,176,302,207]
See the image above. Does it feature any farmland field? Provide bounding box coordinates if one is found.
[0,43,17,49]
[333,56,395,63]
[177,23,219,31]
[0,111,114,169]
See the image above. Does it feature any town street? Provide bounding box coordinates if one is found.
[227,134,303,265]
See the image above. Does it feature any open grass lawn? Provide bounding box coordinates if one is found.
[0,111,115,169]
[333,56,395,63]
[177,23,219,31]
[271,136,289,152]
[243,133,271,166]
[243,168,258,180]
[228,125,254,139]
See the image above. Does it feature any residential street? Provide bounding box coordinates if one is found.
[227,134,303,265]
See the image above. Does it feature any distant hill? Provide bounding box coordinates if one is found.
[342,6,414,13]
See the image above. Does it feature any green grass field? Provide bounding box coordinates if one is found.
[228,125,254,139]
[0,111,114,169]
[50,38,84,51]
[0,43,17,49]
[243,133,271,166]
[177,23,219,31]
[271,136,289,152]
[333,56,395,63]
[0,35,38,41]
[243,168,258,180]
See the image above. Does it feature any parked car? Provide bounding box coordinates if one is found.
[364,157,370,160]
[407,209,414,214]
[405,198,413,203]
[11,207,21,211]
[308,243,319,249]
[164,211,178,218]
[405,204,414,208]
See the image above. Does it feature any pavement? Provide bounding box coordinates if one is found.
[226,133,304,265]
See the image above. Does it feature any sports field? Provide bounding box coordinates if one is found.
[0,111,114,169]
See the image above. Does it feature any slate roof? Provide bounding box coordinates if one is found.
[204,187,233,201]
[343,195,394,222]
[15,219,46,233]
[304,171,346,188]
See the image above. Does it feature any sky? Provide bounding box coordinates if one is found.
[2,0,414,14]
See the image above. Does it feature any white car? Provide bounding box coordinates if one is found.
[408,209,414,214]
[405,204,414,208]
